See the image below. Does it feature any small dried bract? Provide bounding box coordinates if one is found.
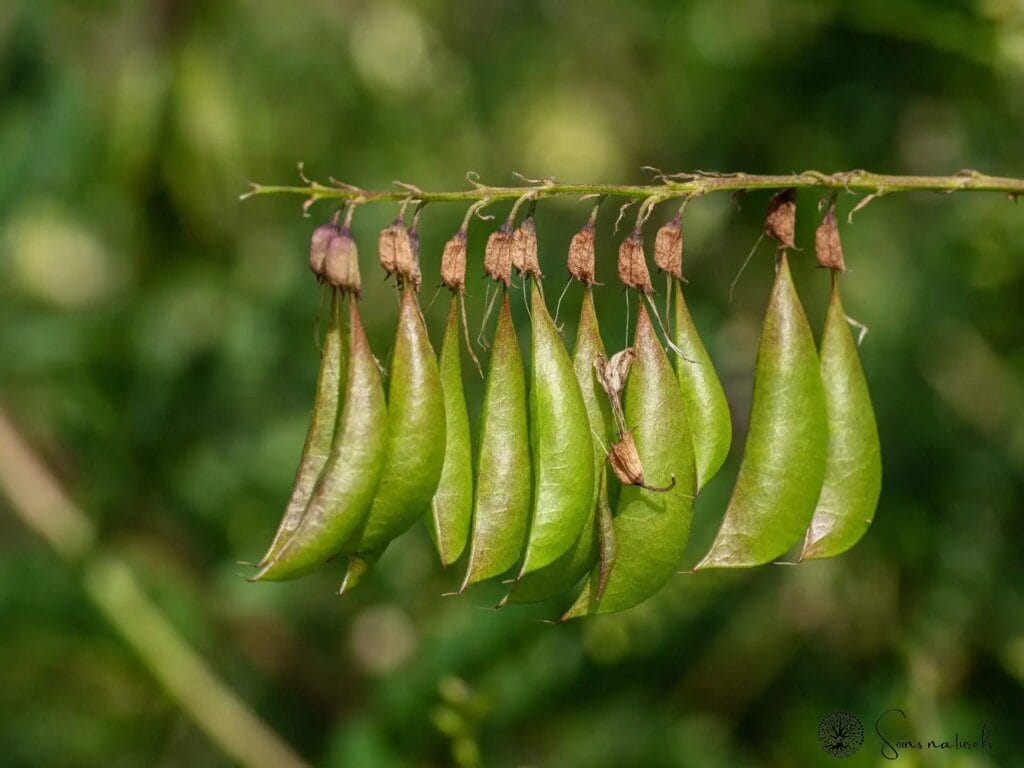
[440,229,468,292]
[309,220,337,280]
[324,227,361,294]
[483,221,514,285]
[607,430,675,492]
[618,229,653,293]
[567,222,596,284]
[404,220,423,290]
[512,217,542,279]
[653,214,683,278]
[815,203,846,272]
[764,188,797,249]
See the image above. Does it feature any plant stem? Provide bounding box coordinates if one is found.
[242,169,1024,209]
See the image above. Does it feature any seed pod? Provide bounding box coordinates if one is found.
[483,222,514,285]
[324,227,361,295]
[695,253,827,569]
[567,222,596,284]
[426,295,474,567]
[562,304,696,618]
[518,281,595,576]
[504,287,615,605]
[256,290,348,567]
[254,299,387,581]
[653,215,683,278]
[799,275,881,561]
[815,203,846,272]
[460,292,531,589]
[309,220,337,279]
[673,279,731,491]
[512,217,542,279]
[339,550,380,595]
[440,229,468,292]
[618,228,653,293]
[344,285,446,560]
[764,188,797,249]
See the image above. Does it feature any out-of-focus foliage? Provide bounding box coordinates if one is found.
[2,0,1023,765]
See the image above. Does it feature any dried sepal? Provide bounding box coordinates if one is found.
[567,222,596,284]
[377,216,403,275]
[815,203,846,272]
[324,226,361,295]
[404,216,423,290]
[593,349,634,435]
[483,221,514,285]
[309,216,339,279]
[511,217,542,279]
[607,430,675,492]
[617,228,653,293]
[764,188,797,249]
[441,229,468,292]
[653,214,683,278]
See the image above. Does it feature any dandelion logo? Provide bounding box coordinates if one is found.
[817,711,864,758]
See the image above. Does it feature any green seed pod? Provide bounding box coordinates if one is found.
[345,285,446,557]
[256,290,348,567]
[339,550,381,595]
[799,276,881,560]
[254,299,387,581]
[695,253,827,569]
[563,304,695,618]
[427,295,474,567]
[672,279,731,491]
[460,292,531,589]
[517,281,595,577]
[504,287,614,604]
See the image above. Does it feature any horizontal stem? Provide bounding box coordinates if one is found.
[242,169,1024,210]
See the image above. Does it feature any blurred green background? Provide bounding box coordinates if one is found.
[2,1,1024,766]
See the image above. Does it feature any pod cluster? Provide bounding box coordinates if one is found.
[249,190,881,619]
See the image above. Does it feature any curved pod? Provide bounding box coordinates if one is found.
[563,304,695,617]
[255,300,387,581]
[695,254,827,569]
[800,277,881,560]
[427,296,474,566]
[518,282,595,576]
[460,292,531,590]
[673,279,731,491]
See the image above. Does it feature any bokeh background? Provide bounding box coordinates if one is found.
[2,1,1024,766]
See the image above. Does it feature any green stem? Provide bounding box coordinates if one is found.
[241,169,1024,208]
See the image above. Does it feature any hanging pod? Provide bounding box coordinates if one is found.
[505,286,615,604]
[563,304,695,618]
[257,289,348,567]
[254,298,387,581]
[672,279,732,491]
[800,207,881,560]
[516,280,595,577]
[341,285,446,585]
[460,292,531,590]
[695,253,827,569]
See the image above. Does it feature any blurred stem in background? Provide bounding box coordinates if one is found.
[0,407,309,768]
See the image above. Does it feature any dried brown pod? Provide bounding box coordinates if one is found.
[607,430,675,492]
[617,228,653,293]
[483,221,514,285]
[653,214,683,278]
[309,219,338,279]
[815,203,847,272]
[764,188,797,250]
[511,217,542,279]
[440,229,468,292]
[324,227,361,294]
[567,221,596,284]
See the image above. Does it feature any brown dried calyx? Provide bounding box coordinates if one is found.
[567,221,596,284]
[378,204,420,289]
[511,216,542,279]
[618,227,653,293]
[815,202,847,272]
[309,212,340,280]
[764,187,797,250]
[483,221,514,286]
[653,214,683,278]
[440,229,468,292]
[607,430,676,492]
[323,225,361,295]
